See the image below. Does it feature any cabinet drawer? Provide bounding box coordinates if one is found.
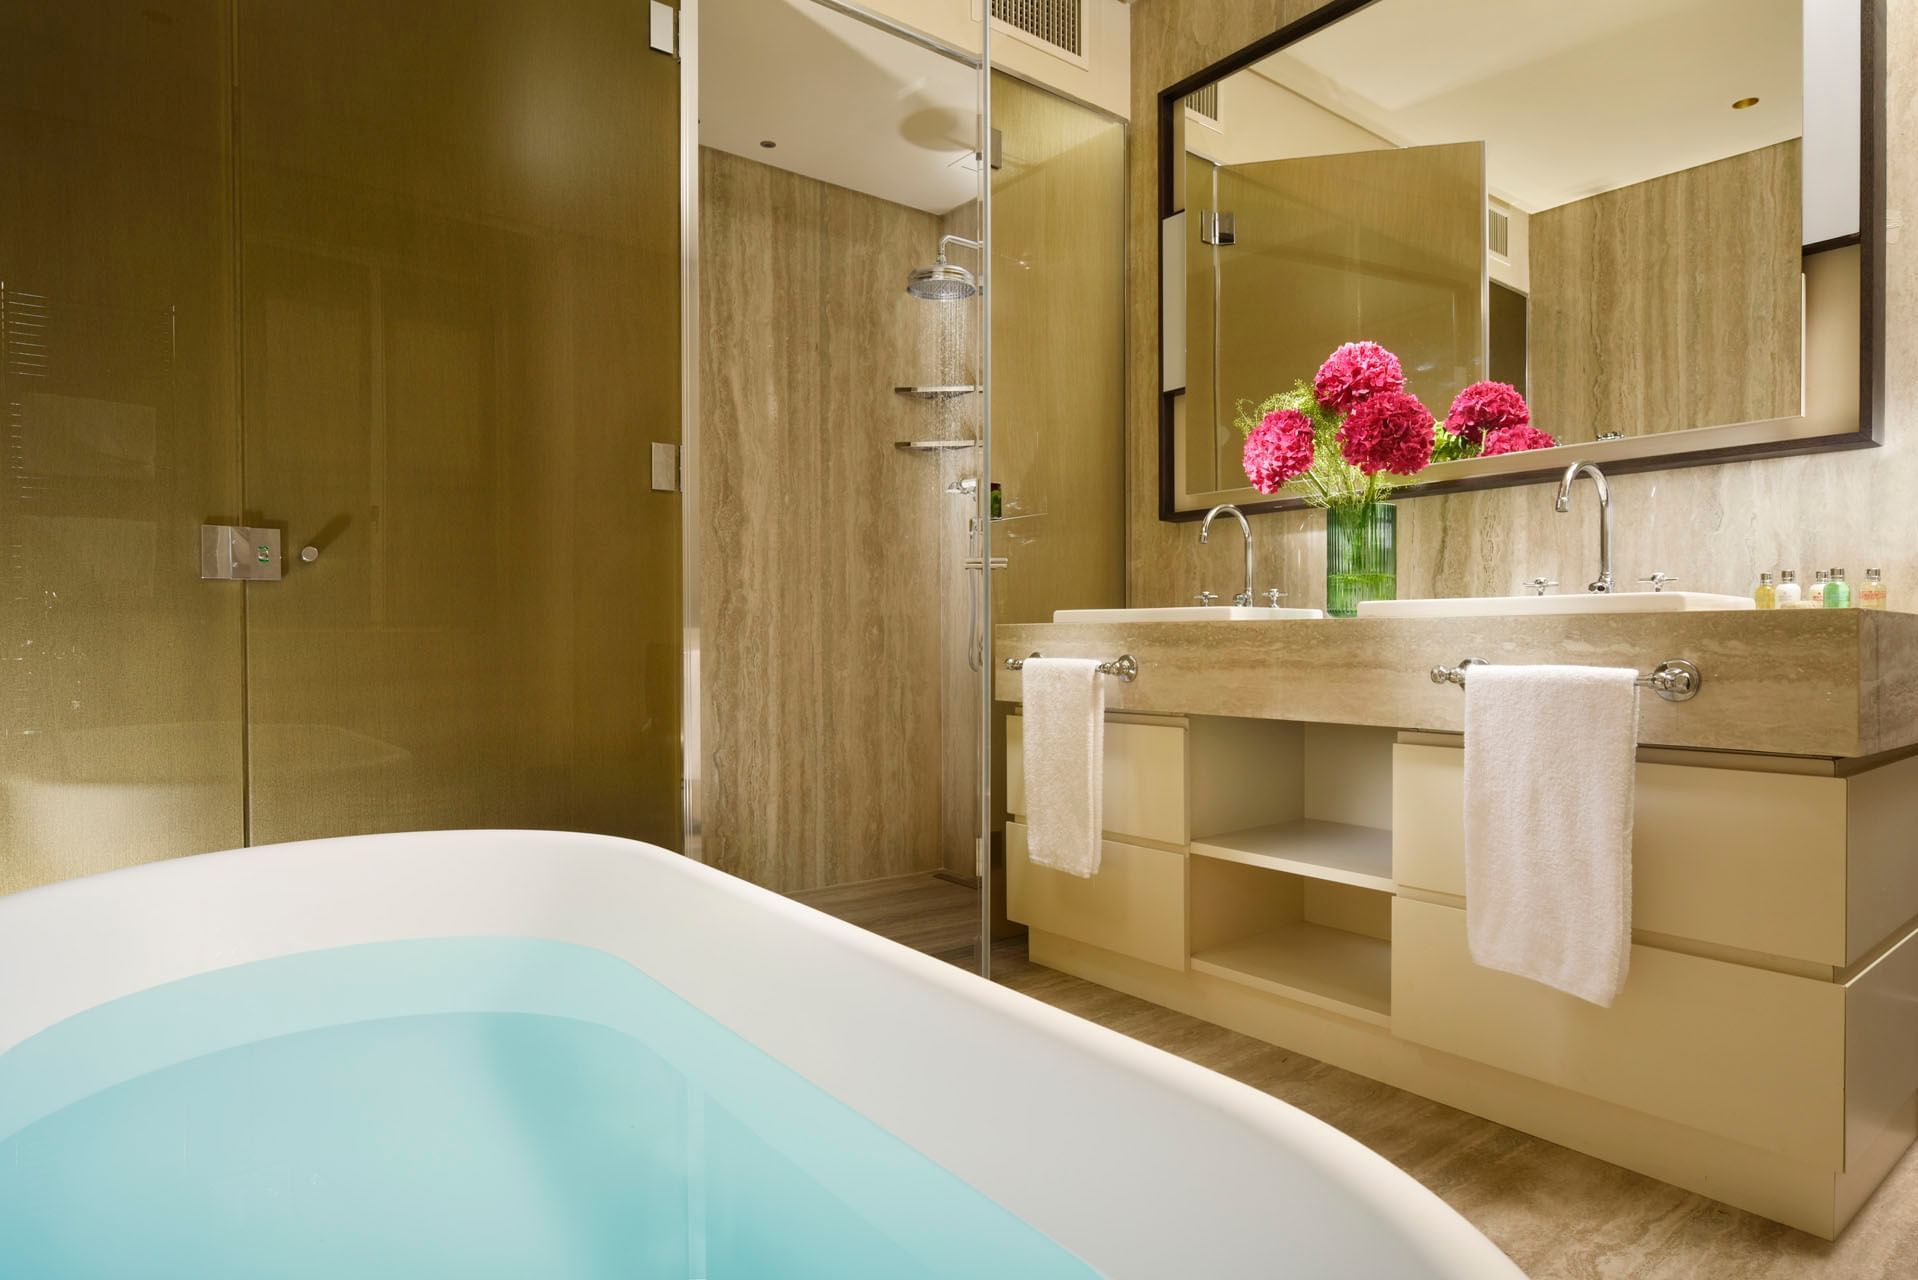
[1006,821,1185,969]
[1392,897,1843,1166]
[1007,715,1187,847]
[1393,743,1848,965]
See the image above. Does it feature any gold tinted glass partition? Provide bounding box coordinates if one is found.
[985,72,1125,909]
[237,0,683,848]
[0,1,246,893]
[1185,143,1485,496]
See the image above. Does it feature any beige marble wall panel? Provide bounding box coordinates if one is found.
[1529,141,1803,445]
[1126,0,1915,613]
[701,148,944,893]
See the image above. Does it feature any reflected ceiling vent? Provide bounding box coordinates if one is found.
[1487,207,1511,259]
[991,0,1084,66]
[1184,83,1220,126]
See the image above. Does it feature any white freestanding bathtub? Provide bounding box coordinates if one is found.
[0,830,1521,1278]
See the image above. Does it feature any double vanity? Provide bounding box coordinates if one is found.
[995,604,1918,1238]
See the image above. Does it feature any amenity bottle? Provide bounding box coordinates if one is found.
[1808,570,1829,608]
[1776,569,1802,607]
[1861,568,1887,611]
[1753,572,1776,609]
[1825,568,1851,608]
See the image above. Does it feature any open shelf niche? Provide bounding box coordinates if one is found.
[1187,719,1397,1026]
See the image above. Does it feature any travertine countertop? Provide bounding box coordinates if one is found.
[994,609,1918,758]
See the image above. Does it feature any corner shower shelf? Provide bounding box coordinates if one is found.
[892,439,981,452]
[1190,925,1392,1026]
[1190,820,1394,894]
[893,385,982,399]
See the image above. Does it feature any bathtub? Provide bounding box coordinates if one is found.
[0,830,1521,1278]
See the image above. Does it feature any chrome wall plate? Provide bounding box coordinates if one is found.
[200,525,283,581]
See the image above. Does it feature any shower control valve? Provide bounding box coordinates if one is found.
[1193,591,1219,607]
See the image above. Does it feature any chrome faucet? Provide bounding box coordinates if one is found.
[1200,504,1255,607]
[1554,460,1614,593]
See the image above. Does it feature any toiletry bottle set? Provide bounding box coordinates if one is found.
[1754,566,1888,609]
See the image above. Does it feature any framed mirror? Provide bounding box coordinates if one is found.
[1158,0,1885,519]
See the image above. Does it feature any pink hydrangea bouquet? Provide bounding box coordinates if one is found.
[1236,343,1555,503]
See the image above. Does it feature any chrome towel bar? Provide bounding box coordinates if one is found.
[1430,657,1701,703]
[1005,652,1139,683]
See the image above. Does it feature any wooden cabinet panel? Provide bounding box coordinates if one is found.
[1007,715,1187,847]
[1392,898,1844,1167]
[1393,743,1849,965]
[1007,822,1185,969]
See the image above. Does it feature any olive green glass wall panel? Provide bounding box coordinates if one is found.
[0,1,246,893]
[237,0,682,848]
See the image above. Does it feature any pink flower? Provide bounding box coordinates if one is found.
[1480,424,1559,456]
[1337,390,1434,476]
[1242,409,1316,494]
[1444,380,1530,446]
[1313,342,1405,415]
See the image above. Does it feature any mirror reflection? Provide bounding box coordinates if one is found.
[1168,0,1863,507]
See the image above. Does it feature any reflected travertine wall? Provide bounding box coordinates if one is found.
[1128,0,1913,610]
[1530,140,1803,445]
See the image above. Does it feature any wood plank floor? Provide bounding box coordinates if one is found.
[793,873,1918,1279]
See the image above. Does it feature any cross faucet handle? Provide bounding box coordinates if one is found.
[1194,591,1219,607]
[1522,577,1559,596]
[1638,572,1678,593]
[1262,587,1287,607]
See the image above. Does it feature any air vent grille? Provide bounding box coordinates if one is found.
[1185,83,1220,123]
[992,0,1082,59]
[1487,207,1511,258]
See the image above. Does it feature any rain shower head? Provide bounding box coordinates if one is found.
[906,234,982,300]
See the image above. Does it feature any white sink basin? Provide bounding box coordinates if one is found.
[1052,605,1324,623]
[1357,592,1755,619]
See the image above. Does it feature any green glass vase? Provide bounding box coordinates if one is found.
[1325,502,1396,618]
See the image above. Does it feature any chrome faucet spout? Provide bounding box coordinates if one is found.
[1555,460,1614,593]
[1200,504,1255,607]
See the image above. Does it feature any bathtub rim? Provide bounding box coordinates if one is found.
[0,830,1523,1280]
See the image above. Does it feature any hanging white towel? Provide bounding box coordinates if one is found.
[1463,663,1640,1007]
[1022,658,1105,878]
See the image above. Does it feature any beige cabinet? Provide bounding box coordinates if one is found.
[1392,896,1845,1166]
[1006,715,1189,847]
[1394,743,1918,968]
[1005,822,1185,969]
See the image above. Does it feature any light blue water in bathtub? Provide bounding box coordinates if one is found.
[0,938,1099,1279]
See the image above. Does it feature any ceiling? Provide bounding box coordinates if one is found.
[700,0,982,215]
[1252,0,1804,213]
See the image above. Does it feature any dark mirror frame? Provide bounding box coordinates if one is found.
[1157,0,1886,522]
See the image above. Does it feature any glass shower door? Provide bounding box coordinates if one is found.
[236,0,684,848]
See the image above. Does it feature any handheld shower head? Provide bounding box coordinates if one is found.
[906,234,983,300]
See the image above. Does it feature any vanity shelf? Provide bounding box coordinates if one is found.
[1191,820,1393,893]
[893,385,982,399]
[1190,925,1391,1027]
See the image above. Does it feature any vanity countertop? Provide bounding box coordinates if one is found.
[993,608,1918,758]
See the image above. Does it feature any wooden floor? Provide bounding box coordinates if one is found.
[792,873,1918,1279]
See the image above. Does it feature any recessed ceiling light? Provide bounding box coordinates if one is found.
[1732,97,1760,110]
[759,139,777,149]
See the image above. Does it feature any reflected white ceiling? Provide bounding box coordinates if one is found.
[1253,0,1803,213]
[700,0,981,215]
